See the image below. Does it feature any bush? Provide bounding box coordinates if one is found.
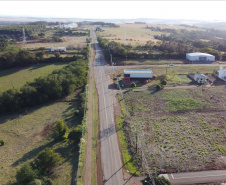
[131,82,136,88]
[68,125,83,143]
[73,109,80,116]
[28,179,42,185]
[0,139,5,146]
[52,120,69,140]
[16,163,38,184]
[141,173,171,185]
[161,80,167,86]
[34,148,62,175]
[156,84,161,90]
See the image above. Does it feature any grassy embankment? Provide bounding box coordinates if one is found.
[116,92,140,176]
[123,87,226,173]
[0,62,68,92]
[0,91,82,185]
[91,79,99,185]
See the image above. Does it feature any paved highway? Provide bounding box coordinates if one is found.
[92,29,124,185]
[160,170,226,184]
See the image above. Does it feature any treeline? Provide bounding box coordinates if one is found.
[0,60,88,114]
[0,48,84,69]
[97,36,190,61]
[54,28,89,37]
[0,25,46,39]
[77,21,119,27]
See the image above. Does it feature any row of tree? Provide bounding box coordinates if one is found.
[0,48,84,69]
[0,60,88,114]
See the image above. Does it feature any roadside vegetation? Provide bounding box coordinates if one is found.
[122,87,226,174]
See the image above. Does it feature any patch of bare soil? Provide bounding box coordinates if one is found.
[30,123,54,138]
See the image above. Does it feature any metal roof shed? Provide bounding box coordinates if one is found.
[124,69,153,78]
[186,53,215,62]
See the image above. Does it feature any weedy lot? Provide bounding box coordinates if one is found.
[0,62,68,92]
[0,92,82,185]
[123,86,226,174]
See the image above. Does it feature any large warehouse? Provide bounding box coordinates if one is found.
[124,69,153,82]
[186,53,215,62]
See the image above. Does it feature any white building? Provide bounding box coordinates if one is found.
[186,53,215,62]
[194,73,208,84]
[124,69,153,82]
[218,67,226,80]
[50,47,66,52]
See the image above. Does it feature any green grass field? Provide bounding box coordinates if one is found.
[123,87,226,173]
[0,91,82,185]
[0,63,68,92]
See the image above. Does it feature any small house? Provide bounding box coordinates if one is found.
[186,53,215,62]
[218,67,226,80]
[50,47,66,52]
[194,73,208,84]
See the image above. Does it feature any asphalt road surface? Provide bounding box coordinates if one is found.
[92,29,124,185]
[160,170,226,184]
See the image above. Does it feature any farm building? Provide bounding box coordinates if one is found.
[50,47,66,52]
[186,53,215,62]
[218,67,226,80]
[124,69,153,82]
[194,73,208,83]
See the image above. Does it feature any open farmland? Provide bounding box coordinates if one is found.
[20,36,87,49]
[99,24,203,46]
[123,86,226,174]
[0,62,68,92]
[0,91,82,185]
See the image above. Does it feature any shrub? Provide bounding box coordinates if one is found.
[131,82,136,88]
[161,80,167,86]
[141,173,171,185]
[73,109,80,116]
[52,120,69,140]
[34,148,62,175]
[0,139,5,146]
[68,125,83,143]
[156,84,161,90]
[28,179,42,185]
[16,163,38,184]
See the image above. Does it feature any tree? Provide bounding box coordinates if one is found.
[34,148,62,175]
[68,125,82,143]
[35,51,44,60]
[16,163,38,184]
[141,174,171,185]
[52,120,69,139]
[54,52,61,59]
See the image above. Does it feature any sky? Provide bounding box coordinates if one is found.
[1,1,226,22]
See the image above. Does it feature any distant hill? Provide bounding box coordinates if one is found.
[195,22,226,31]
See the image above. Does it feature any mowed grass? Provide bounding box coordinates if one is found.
[0,92,82,185]
[124,87,226,173]
[0,63,68,92]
